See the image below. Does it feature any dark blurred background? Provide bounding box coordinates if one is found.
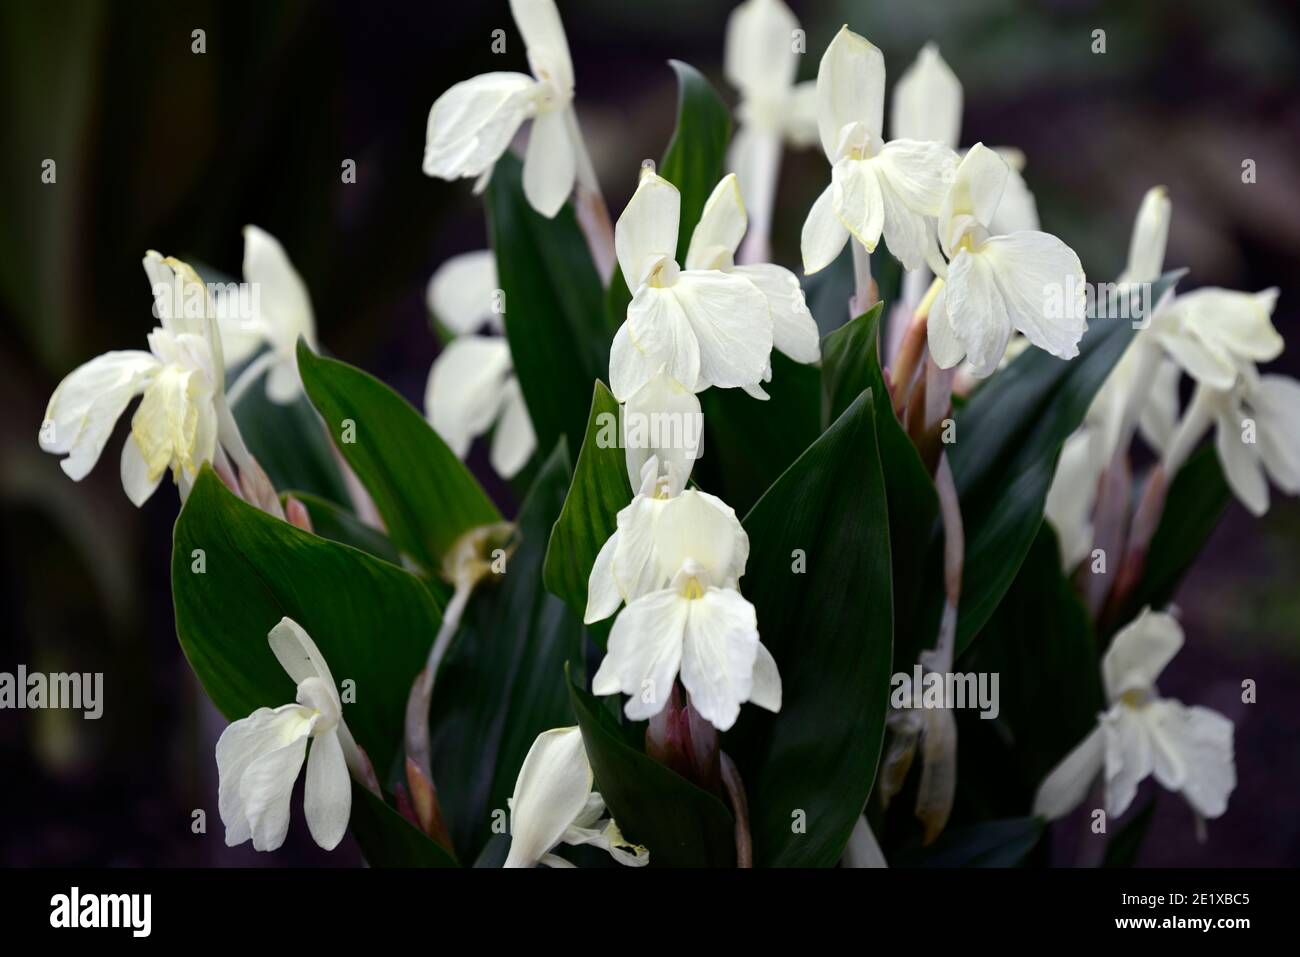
[1,0,1297,866]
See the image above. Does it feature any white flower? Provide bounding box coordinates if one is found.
[622,369,703,493]
[1034,609,1235,823]
[800,26,957,274]
[422,0,587,217]
[608,168,773,400]
[423,252,535,478]
[505,726,648,868]
[1149,286,1281,391]
[1119,185,1171,286]
[591,487,781,731]
[927,143,1086,377]
[222,225,318,405]
[217,618,365,852]
[39,252,244,506]
[891,42,962,150]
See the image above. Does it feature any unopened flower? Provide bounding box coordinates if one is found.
[217,618,365,851]
[800,26,957,274]
[1034,608,1235,823]
[423,252,535,478]
[592,487,781,731]
[891,42,962,150]
[423,0,590,217]
[505,726,648,868]
[927,143,1086,377]
[608,168,773,400]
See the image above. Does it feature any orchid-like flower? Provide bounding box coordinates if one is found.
[591,484,781,731]
[723,0,817,259]
[221,225,318,405]
[505,726,648,868]
[1034,609,1235,824]
[608,167,773,401]
[800,26,957,275]
[891,42,962,151]
[423,251,536,478]
[217,618,366,852]
[927,143,1086,377]
[40,252,259,506]
[423,0,592,217]
[1148,286,1281,392]
[622,369,703,493]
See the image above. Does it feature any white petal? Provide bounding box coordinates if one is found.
[240,720,313,851]
[612,495,671,602]
[424,335,513,456]
[980,231,1086,360]
[41,351,159,481]
[611,286,699,400]
[509,0,574,94]
[726,125,780,246]
[593,589,688,721]
[938,142,1007,252]
[1216,402,1269,516]
[815,26,885,159]
[926,282,967,370]
[988,158,1040,235]
[242,225,315,357]
[1044,430,1098,571]
[831,158,884,252]
[423,72,537,180]
[1177,287,1282,366]
[1254,374,1300,493]
[653,489,749,587]
[876,140,956,216]
[120,434,163,507]
[1103,608,1183,700]
[673,271,772,392]
[522,107,576,218]
[303,728,351,850]
[686,174,748,271]
[427,250,500,335]
[614,170,680,289]
[1119,186,1170,285]
[264,357,301,404]
[841,814,888,867]
[504,726,593,868]
[732,263,819,363]
[747,639,782,713]
[890,43,962,148]
[130,364,206,485]
[489,378,536,478]
[267,616,339,695]
[1146,700,1235,819]
[801,182,850,274]
[679,587,760,731]
[1032,724,1105,820]
[1137,357,1181,455]
[584,531,623,624]
[724,0,799,98]
[1156,324,1237,390]
[216,704,314,848]
[939,249,1013,377]
[1102,706,1153,819]
[623,369,703,489]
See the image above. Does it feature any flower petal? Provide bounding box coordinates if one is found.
[1146,700,1235,819]
[242,225,315,359]
[1032,724,1105,820]
[303,728,351,850]
[815,26,885,159]
[679,587,759,731]
[489,378,537,478]
[653,489,749,587]
[615,170,680,289]
[938,249,1012,377]
[732,263,819,363]
[216,704,315,848]
[427,250,500,335]
[593,588,688,721]
[611,285,699,400]
[522,107,576,218]
[509,0,574,94]
[831,158,883,252]
[504,726,593,867]
[685,173,748,270]
[267,616,339,696]
[623,369,703,489]
[926,281,967,369]
[41,351,160,481]
[673,270,772,392]
[890,43,962,148]
[1119,185,1170,285]
[1103,608,1184,700]
[724,0,799,99]
[584,530,623,624]
[238,712,314,851]
[1215,401,1269,516]
[747,639,782,713]
[423,72,537,181]
[612,495,671,602]
[938,142,1007,253]
[980,231,1086,361]
[424,335,513,456]
[800,181,850,274]
[120,433,164,507]
[1102,705,1153,819]
[1255,374,1300,493]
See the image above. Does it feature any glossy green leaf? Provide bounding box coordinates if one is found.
[285,489,399,565]
[543,381,629,615]
[658,60,730,265]
[728,391,894,867]
[428,442,585,862]
[568,667,736,867]
[297,342,500,574]
[172,467,440,771]
[349,786,459,868]
[485,152,609,460]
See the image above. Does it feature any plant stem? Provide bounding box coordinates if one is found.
[719,751,753,868]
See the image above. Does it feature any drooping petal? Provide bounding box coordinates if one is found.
[979,231,1086,361]
[489,377,537,478]
[562,816,650,867]
[585,531,623,624]
[424,335,513,457]
[925,282,967,370]
[815,26,885,160]
[831,157,884,252]
[611,285,699,400]
[1138,356,1181,455]
[685,173,747,271]
[303,728,351,850]
[509,0,574,93]
[678,587,759,731]
[427,250,500,335]
[876,139,955,216]
[1102,705,1153,819]
[800,182,850,274]
[724,0,799,99]
[1254,374,1300,493]
[1032,724,1105,820]
[131,365,202,483]
[1044,430,1098,571]
[935,248,1013,377]
[119,433,164,507]
[1177,287,1283,367]
[216,704,315,848]
[1215,400,1269,516]
[890,43,962,148]
[731,263,819,363]
[242,225,315,361]
[1119,185,1170,285]
[673,270,772,392]
[653,489,749,587]
[614,170,681,289]
[623,369,703,489]
[1103,608,1184,701]
[504,726,593,868]
[267,616,339,697]
[612,495,671,602]
[522,106,577,218]
[748,640,782,713]
[423,72,537,181]
[41,351,160,481]
[593,589,688,720]
[238,714,314,851]
[1146,699,1235,819]
[1156,323,1238,390]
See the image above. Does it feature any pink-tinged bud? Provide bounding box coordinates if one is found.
[285,495,314,534]
[645,683,720,794]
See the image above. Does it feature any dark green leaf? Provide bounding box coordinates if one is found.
[728,392,894,867]
[349,785,459,868]
[568,666,736,868]
[297,342,500,574]
[658,60,730,266]
[893,817,1043,867]
[285,489,399,565]
[485,152,609,459]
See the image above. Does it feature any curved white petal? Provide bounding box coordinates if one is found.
[427,250,500,335]
[611,286,699,400]
[876,140,956,217]
[938,248,1012,377]
[938,143,1007,253]
[1103,608,1183,701]
[585,531,623,624]
[612,495,671,602]
[593,589,688,721]
[1044,430,1098,570]
[509,0,574,94]
[653,489,748,587]
[119,433,164,507]
[679,587,759,731]
[815,26,885,159]
[1146,700,1235,819]
[1033,724,1105,820]
[988,158,1040,236]
[831,158,883,252]
[423,72,537,181]
[801,182,850,274]
[1156,324,1237,390]
[240,718,313,851]
[523,107,577,218]
[424,335,513,457]
[732,263,819,363]
[267,616,340,698]
[1216,402,1269,516]
[131,365,205,485]
[1137,356,1181,455]
[623,369,703,489]
[747,639,782,713]
[926,282,967,370]
[303,728,351,850]
[242,225,315,358]
[504,726,593,868]
[615,170,680,289]
[1102,705,1153,819]
[489,378,536,478]
[724,0,799,99]
[727,125,781,247]
[890,43,962,148]
[1254,374,1300,493]
[673,270,772,392]
[980,231,1086,361]
[685,174,748,270]
[1176,287,1282,367]
[216,704,315,849]
[41,351,160,481]
[1119,185,1170,285]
